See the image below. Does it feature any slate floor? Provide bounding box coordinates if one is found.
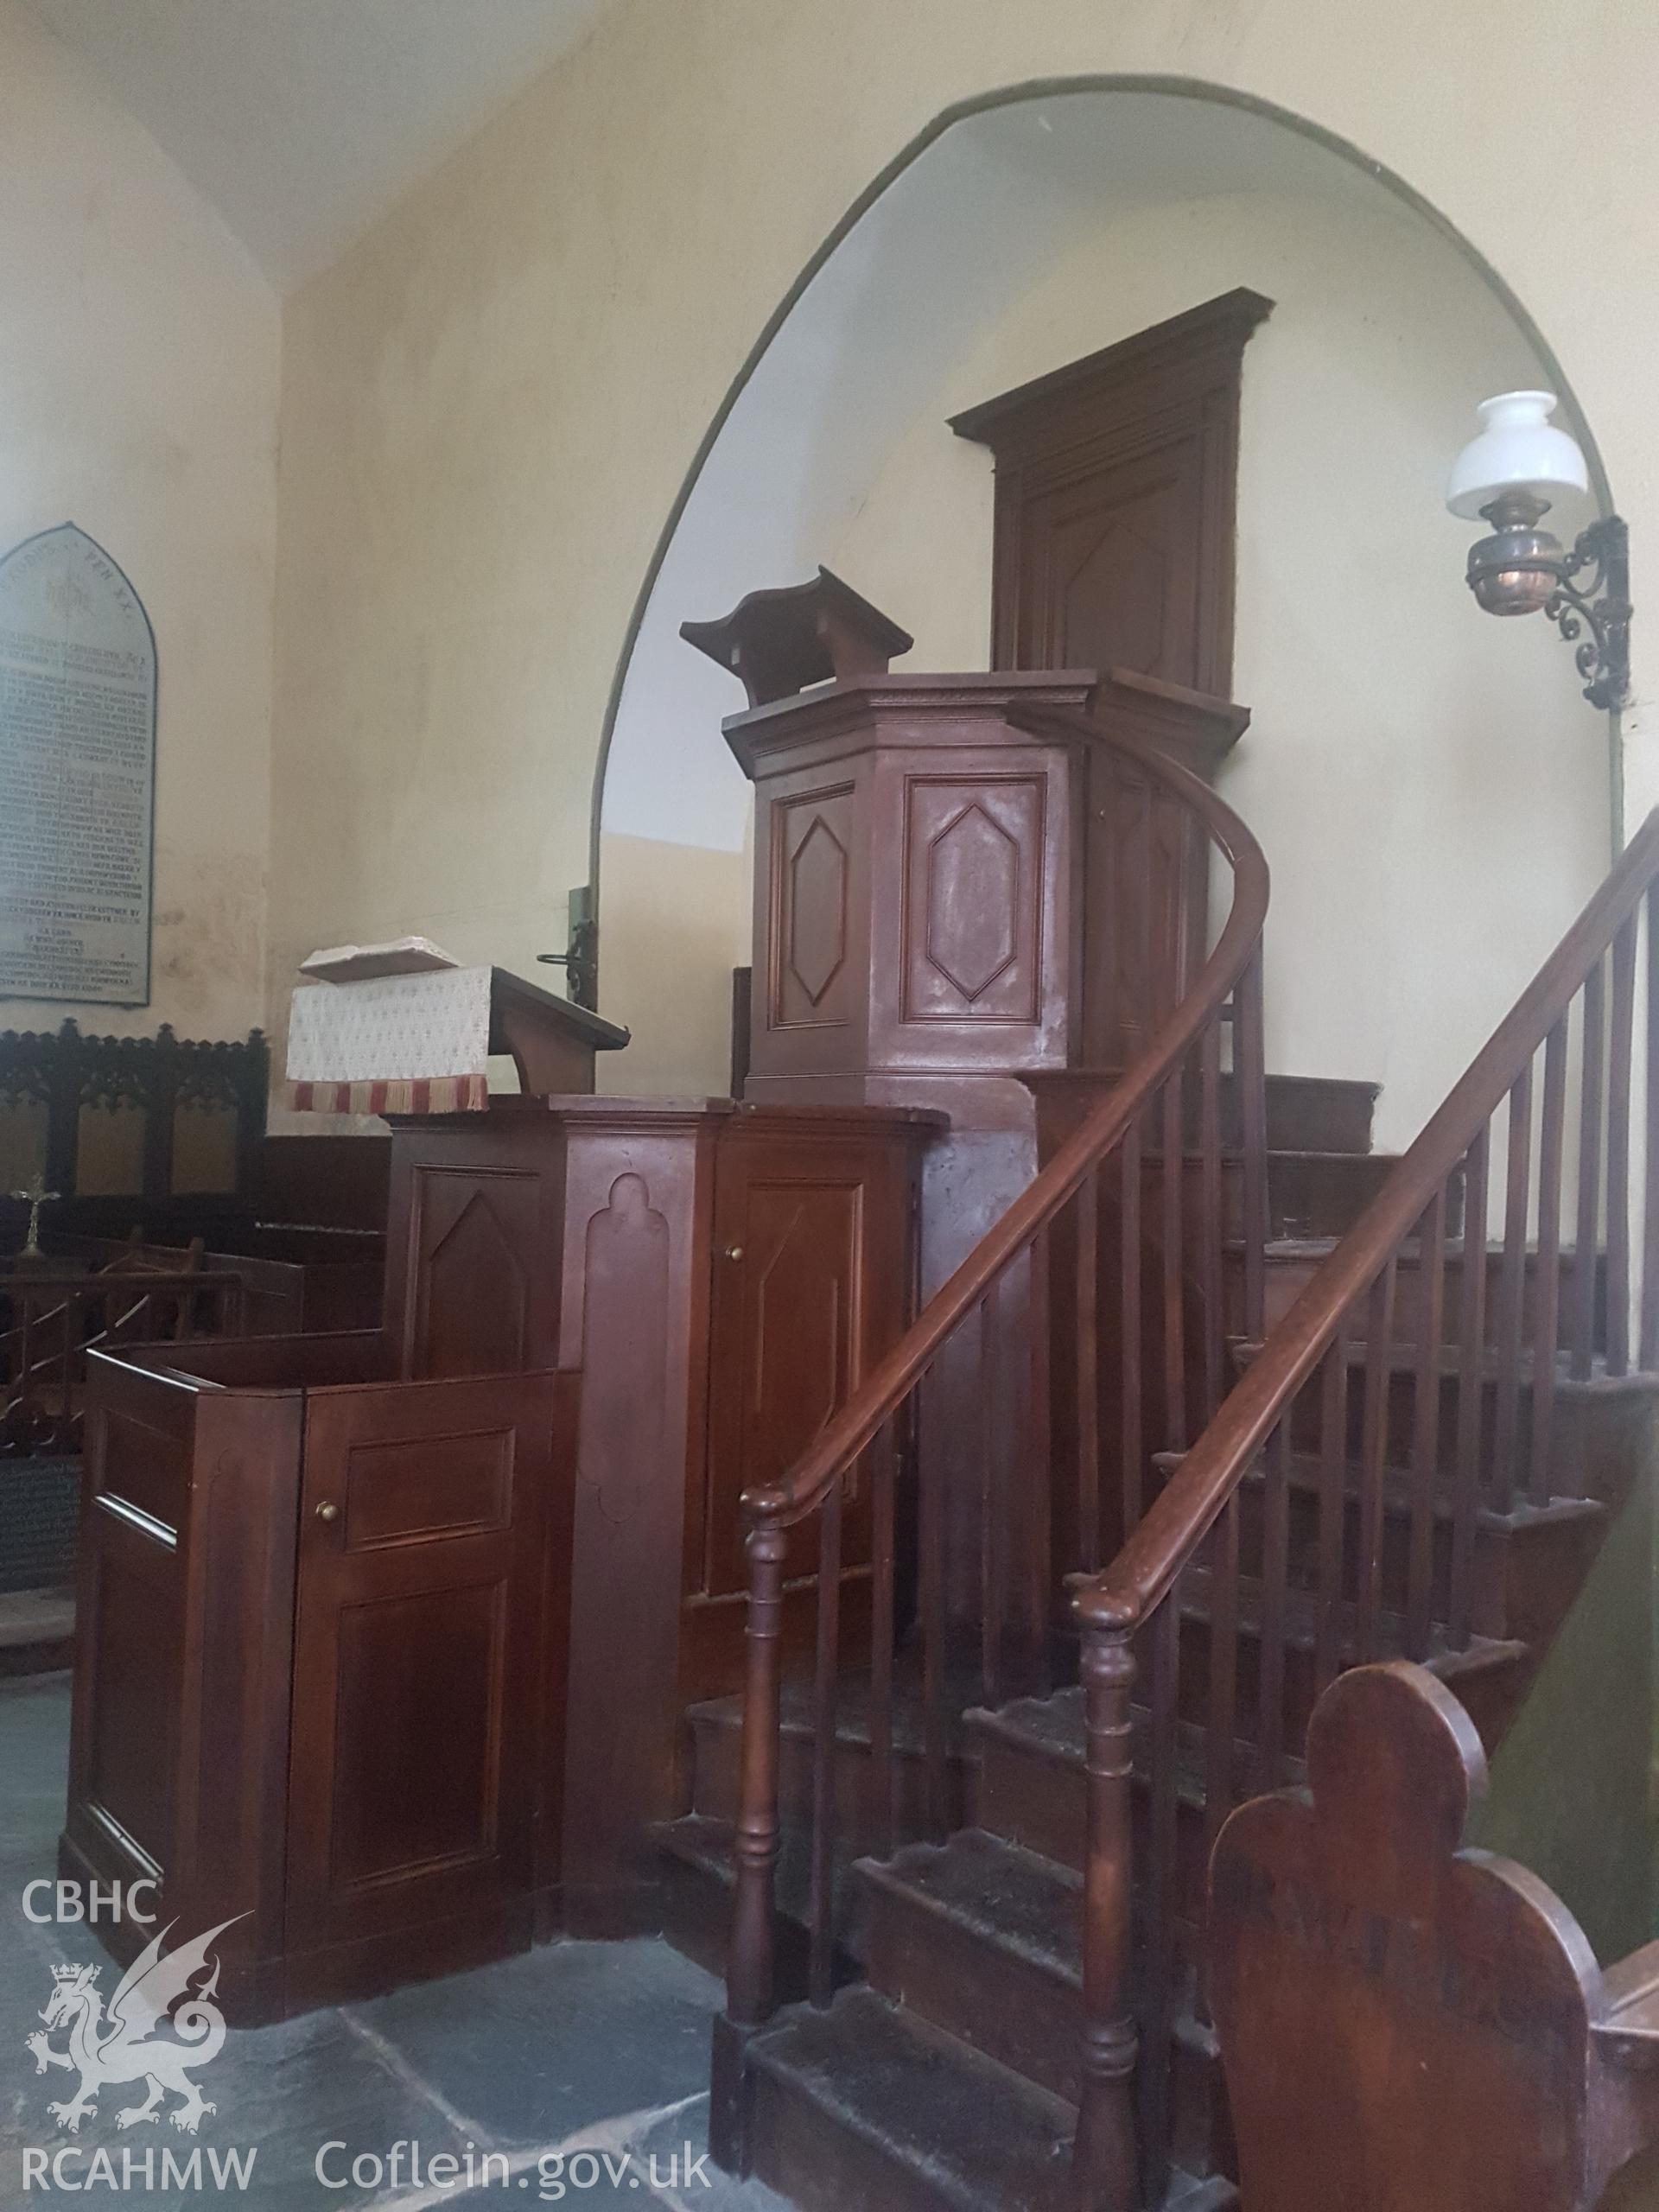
[0,1672,790,2209]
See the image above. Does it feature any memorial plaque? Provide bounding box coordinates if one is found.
[0,523,156,1006]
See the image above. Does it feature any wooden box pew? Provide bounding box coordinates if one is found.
[62,1330,576,2022]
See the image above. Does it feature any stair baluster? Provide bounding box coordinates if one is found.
[1075,1622,1141,2212]
[1313,1329,1351,1688]
[1076,1165,1102,1573]
[1077,806,1659,2207]
[1607,916,1637,1376]
[1027,1224,1054,1696]
[866,1421,897,1860]
[1641,879,1659,1369]
[710,1522,787,2174]
[1120,1110,1145,1536]
[1573,957,1606,1380]
[1530,1017,1569,1503]
[1405,1187,1448,1658]
[807,1480,842,2011]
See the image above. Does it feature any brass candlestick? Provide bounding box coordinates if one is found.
[9,1177,60,1271]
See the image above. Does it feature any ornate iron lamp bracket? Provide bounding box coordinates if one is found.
[1548,515,1631,711]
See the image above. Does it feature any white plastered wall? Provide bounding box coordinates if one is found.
[0,1,280,1042]
[269,4,1657,1138]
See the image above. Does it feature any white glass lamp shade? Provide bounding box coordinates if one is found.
[1446,391,1589,519]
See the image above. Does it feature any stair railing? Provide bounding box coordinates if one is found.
[1072,805,1659,2209]
[711,705,1272,2176]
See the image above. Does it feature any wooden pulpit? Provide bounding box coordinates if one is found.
[687,572,1249,1636]
[723,666,1095,1100]
[686,575,1248,1104]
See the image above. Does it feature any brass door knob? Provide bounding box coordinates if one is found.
[723,1245,745,1262]
[315,1501,340,1523]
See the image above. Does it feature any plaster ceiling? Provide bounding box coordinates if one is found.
[25,0,612,290]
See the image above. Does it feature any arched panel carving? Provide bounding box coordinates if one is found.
[417,1186,528,1378]
[580,1172,671,1531]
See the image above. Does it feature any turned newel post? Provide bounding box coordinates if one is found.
[1073,1617,1141,2212]
[709,1521,789,2174]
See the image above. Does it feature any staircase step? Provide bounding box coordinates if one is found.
[1173,1567,1529,1748]
[856,1831,1083,2101]
[1235,1336,1659,1398]
[969,1691,1280,1876]
[969,1586,1523,1861]
[1230,1336,1659,1501]
[1029,1070,1378,1157]
[1237,1238,1605,1351]
[685,1670,978,1833]
[1152,1446,1606,1643]
[653,1812,861,1996]
[750,1986,1234,2212]
[1256,1075,1379,1155]
[748,1986,1077,2212]
[1257,1151,1457,1242]
[1160,1443,1601,1529]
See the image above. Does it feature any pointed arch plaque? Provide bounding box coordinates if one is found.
[0,523,156,1006]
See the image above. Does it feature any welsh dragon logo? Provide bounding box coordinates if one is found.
[26,1917,242,2136]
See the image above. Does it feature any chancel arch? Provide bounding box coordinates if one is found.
[594,81,1613,1151]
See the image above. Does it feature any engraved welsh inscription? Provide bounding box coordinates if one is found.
[0,524,156,1005]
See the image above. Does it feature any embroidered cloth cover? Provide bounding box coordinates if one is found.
[285,964,493,1115]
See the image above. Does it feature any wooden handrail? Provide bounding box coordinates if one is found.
[743,704,1271,1530]
[1077,804,1659,1636]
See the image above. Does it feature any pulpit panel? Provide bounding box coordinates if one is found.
[383,1117,568,1380]
[770,785,857,1032]
[899,774,1046,1028]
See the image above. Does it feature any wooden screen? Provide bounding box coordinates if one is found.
[950,288,1272,697]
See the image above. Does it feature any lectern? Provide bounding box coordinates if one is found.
[285,962,629,1116]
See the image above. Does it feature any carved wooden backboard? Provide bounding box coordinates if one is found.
[1211,1662,1604,2212]
[950,289,1271,698]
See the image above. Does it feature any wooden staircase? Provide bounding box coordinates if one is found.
[661,1246,1643,2212]
[669,712,1659,2209]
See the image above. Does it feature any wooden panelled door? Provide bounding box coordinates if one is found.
[285,1370,558,1988]
[950,288,1272,696]
[682,1124,923,1702]
[700,1135,883,1599]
